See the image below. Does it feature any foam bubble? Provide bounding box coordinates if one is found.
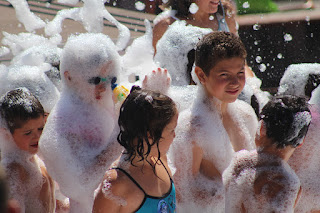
[39,33,123,212]
[154,20,212,86]
[189,3,199,14]
[135,1,145,11]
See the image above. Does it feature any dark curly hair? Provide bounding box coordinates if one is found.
[260,95,311,149]
[195,31,247,76]
[117,86,177,169]
[0,88,44,133]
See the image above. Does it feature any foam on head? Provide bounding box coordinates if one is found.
[260,95,311,148]
[0,65,59,113]
[60,33,120,102]
[154,21,212,86]
[278,63,320,99]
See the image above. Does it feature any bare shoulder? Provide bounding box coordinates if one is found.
[233,99,258,122]
[153,17,175,50]
[6,162,28,182]
[93,169,142,213]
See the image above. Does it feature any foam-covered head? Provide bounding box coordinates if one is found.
[60,33,120,102]
[0,88,44,134]
[0,65,59,113]
[118,86,177,165]
[260,95,311,149]
[278,63,320,99]
[195,31,247,76]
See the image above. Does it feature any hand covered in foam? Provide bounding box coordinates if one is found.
[142,67,171,94]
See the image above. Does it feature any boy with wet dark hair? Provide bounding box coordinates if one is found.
[0,88,56,212]
[223,95,311,212]
[169,31,258,211]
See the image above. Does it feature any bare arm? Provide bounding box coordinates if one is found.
[6,163,27,212]
[93,171,123,213]
[152,18,172,53]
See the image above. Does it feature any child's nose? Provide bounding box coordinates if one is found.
[230,76,240,86]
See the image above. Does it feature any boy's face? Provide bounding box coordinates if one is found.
[197,57,246,103]
[12,116,45,154]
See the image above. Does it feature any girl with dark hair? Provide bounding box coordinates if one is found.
[153,0,237,52]
[93,86,178,213]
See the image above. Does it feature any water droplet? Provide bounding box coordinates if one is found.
[189,3,199,14]
[113,1,116,6]
[162,0,169,3]
[254,41,258,45]
[305,16,310,22]
[209,15,214,21]
[311,33,314,38]
[135,1,146,11]
[259,64,267,72]
[277,53,283,59]
[284,33,293,42]
[256,56,262,63]
[242,1,250,9]
[253,24,260,30]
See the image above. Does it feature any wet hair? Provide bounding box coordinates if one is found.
[260,95,311,149]
[117,86,177,168]
[195,31,247,76]
[0,88,44,133]
[163,0,235,19]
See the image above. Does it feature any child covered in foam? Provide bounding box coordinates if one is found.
[223,95,311,212]
[168,32,258,212]
[39,33,123,213]
[277,63,320,212]
[0,88,55,212]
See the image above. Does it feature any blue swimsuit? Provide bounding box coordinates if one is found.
[114,161,176,213]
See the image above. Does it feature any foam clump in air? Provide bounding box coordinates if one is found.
[168,85,257,212]
[39,33,123,213]
[0,65,60,113]
[154,21,212,86]
[121,19,158,88]
[2,32,61,56]
[223,150,301,212]
[7,0,45,32]
[278,63,320,99]
[45,0,130,50]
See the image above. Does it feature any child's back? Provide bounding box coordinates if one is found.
[223,95,311,212]
[223,149,300,212]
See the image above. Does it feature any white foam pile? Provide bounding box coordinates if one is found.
[154,20,212,86]
[223,150,301,213]
[39,33,123,213]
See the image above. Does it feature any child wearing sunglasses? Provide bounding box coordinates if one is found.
[39,33,123,213]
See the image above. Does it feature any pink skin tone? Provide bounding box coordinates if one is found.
[195,0,220,15]
[12,116,45,154]
[196,57,246,104]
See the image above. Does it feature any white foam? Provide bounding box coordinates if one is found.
[7,0,45,32]
[278,63,320,99]
[39,33,123,213]
[45,0,130,51]
[154,20,212,86]
[223,150,300,212]
[168,85,257,212]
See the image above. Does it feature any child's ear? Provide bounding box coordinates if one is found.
[259,121,267,137]
[64,71,72,81]
[195,66,206,85]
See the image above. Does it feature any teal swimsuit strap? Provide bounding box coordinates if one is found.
[113,167,147,195]
[112,159,173,196]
